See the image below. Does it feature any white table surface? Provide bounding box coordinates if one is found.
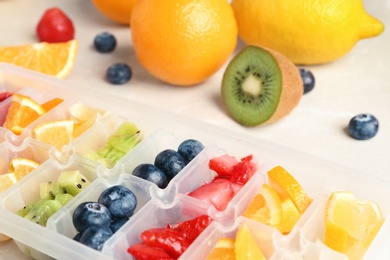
[0,0,389,259]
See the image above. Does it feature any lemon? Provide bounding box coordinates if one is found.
[231,0,385,64]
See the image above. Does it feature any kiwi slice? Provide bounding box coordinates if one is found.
[221,45,303,126]
[57,170,91,196]
[39,181,65,200]
[24,199,62,226]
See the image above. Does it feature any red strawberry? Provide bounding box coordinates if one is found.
[36,7,75,43]
[169,215,213,243]
[127,242,174,260]
[230,155,257,185]
[0,92,13,102]
[188,178,235,211]
[141,228,190,258]
[208,154,239,178]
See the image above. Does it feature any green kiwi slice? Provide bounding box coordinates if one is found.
[221,46,283,126]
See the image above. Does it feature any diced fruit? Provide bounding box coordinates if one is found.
[299,68,315,94]
[127,242,174,260]
[33,119,74,150]
[94,32,117,53]
[324,191,384,259]
[235,224,265,260]
[348,113,379,140]
[0,173,17,192]
[36,7,75,43]
[206,238,235,260]
[98,185,137,219]
[209,154,239,178]
[106,63,132,85]
[188,178,235,211]
[72,202,112,233]
[55,193,74,206]
[8,158,40,181]
[0,40,78,78]
[0,92,13,102]
[57,170,91,196]
[78,226,113,251]
[278,198,302,234]
[230,155,257,185]
[132,163,168,189]
[39,181,65,200]
[267,166,312,214]
[154,149,186,181]
[3,94,46,135]
[24,199,62,226]
[169,215,213,243]
[177,139,205,164]
[41,98,64,112]
[68,102,106,123]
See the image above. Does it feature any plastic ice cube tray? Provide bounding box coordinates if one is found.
[1,63,390,260]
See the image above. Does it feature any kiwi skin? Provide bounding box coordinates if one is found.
[221,45,303,126]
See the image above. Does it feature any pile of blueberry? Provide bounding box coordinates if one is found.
[132,139,204,189]
[72,185,137,251]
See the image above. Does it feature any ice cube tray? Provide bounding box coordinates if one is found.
[1,63,389,260]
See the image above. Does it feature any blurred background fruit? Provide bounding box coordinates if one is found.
[91,0,137,25]
[231,0,385,65]
[130,0,238,86]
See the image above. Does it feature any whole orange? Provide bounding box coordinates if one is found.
[130,0,238,86]
[91,0,137,25]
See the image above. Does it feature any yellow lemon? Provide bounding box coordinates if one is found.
[231,0,384,64]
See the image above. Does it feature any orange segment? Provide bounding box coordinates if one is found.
[0,173,17,192]
[0,40,78,78]
[33,119,74,150]
[3,93,46,135]
[267,166,312,214]
[235,224,265,260]
[8,158,40,181]
[324,191,384,259]
[207,238,235,260]
[42,98,64,111]
[73,114,97,138]
[278,198,302,234]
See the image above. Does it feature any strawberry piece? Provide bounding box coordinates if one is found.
[141,228,190,258]
[36,7,75,43]
[127,242,174,260]
[0,92,12,102]
[208,154,239,178]
[188,178,235,211]
[230,155,257,185]
[169,215,213,243]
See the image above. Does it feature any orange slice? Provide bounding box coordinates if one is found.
[244,184,282,227]
[42,98,64,112]
[8,158,40,181]
[0,173,17,192]
[267,166,312,214]
[235,224,265,260]
[324,191,384,259]
[33,119,74,150]
[278,198,302,234]
[207,238,235,260]
[69,102,106,123]
[0,40,78,78]
[3,93,46,134]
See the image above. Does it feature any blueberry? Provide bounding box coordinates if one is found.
[73,232,82,242]
[93,32,116,53]
[109,218,128,233]
[178,139,204,164]
[106,63,132,85]
[154,149,186,181]
[78,226,113,251]
[132,163,168,189]
[98,185,137,219]
[348,113,379,140]
[72,202,112,233]
[299,68,315,94]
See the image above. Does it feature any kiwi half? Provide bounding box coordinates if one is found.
[221,45,303,126]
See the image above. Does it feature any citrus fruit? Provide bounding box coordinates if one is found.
[130,0,238,86]
[91,0,137,25]
[42,98,64,112]
[0,40,78,78]
[68,102,105,123]
[278,198,302,234]
[267,166,312,214]
[235,224,265,260]
[244,184,282,227]
[8,158,40,181]
[33,119,74,150]
[207,238,235,260]
[231,0,384,64]
[3,93,46,135]
[0,173,17,193]
[324,191,384,259]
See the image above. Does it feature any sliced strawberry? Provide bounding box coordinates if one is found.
[230,155,257,185]
[127,242,174,260]
[36,7,75,43]
[169,215,213,243]
[141,228,190,258]
[208,154,239,178]
[188,178,235,211]
[0,92,12,102]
